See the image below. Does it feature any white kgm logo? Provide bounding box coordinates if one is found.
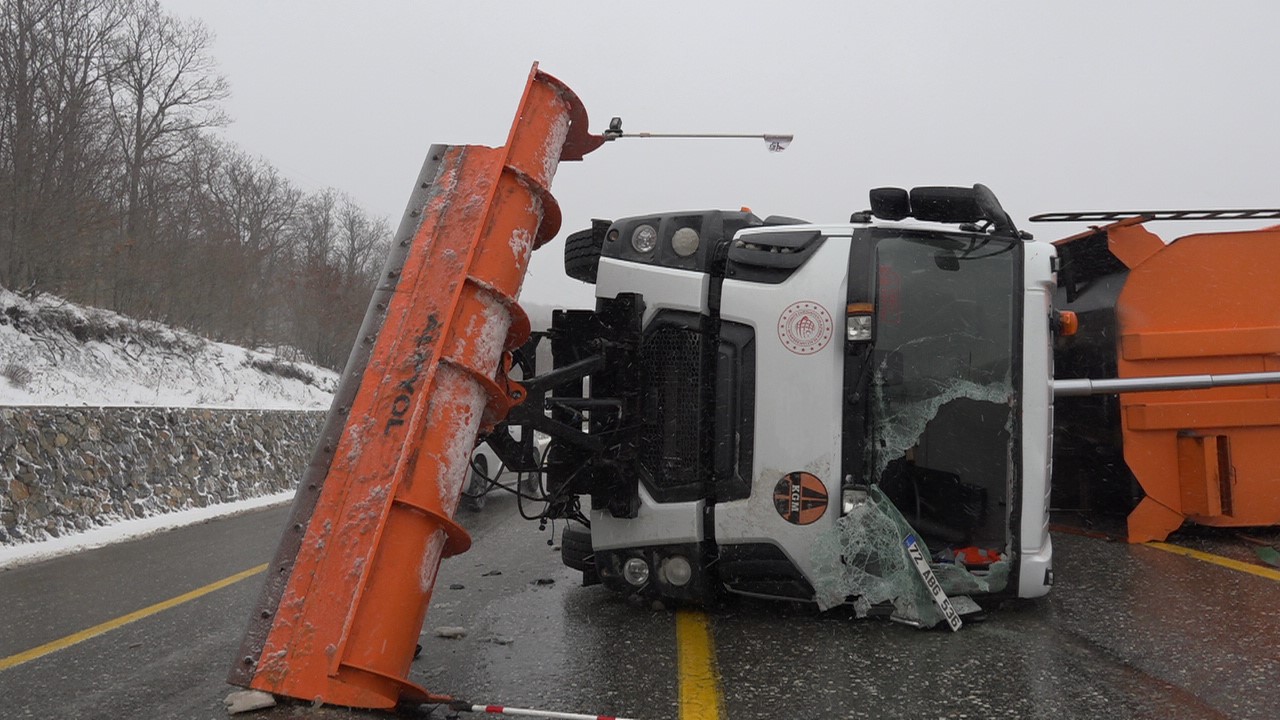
[777,301,834,355]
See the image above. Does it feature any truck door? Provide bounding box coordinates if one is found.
[712,227,1026,602]
[711,229,851,599]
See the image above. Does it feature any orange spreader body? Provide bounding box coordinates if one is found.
[1085,221,1280,542]
[228,64,604,709]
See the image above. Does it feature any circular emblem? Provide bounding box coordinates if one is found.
[777,301,834,355]
[772,472,829,525]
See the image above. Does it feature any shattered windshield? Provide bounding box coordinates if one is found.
[812,230,1020,624]
[867,232,1018,549]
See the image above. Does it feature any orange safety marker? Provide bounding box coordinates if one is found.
[227,64,605,709]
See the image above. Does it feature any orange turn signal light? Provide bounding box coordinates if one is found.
[1058,310,1079,337]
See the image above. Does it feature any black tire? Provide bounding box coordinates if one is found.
[560,522,594,572]
[564,220,610,284]
[463,455,488,512]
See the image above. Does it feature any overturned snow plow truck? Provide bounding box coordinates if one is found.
[526,202,1280,622]
[524,188,1058,627]
[228,64,1280,710]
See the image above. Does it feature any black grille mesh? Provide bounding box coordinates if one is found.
[639,326,702,490]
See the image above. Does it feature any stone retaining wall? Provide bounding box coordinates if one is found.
[0,407,324,544]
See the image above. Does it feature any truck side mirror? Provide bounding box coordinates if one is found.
[869,187,910,221]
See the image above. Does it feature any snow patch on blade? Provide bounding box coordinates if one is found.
[509,227,533,264]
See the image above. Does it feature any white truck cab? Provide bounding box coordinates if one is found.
[528,186,1055,624]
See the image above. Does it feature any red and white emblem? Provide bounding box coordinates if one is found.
[777,301,833,355]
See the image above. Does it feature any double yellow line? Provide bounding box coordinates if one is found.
[0,563,267,672]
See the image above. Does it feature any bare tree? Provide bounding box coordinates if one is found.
[0,0,122,290]
[294,187,338,267]
[0,0,386,370]
[104,0,227,273]
[203,144,301,342]
[41,0,126,298]
[335,194,387,284]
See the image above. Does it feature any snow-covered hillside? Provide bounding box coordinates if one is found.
[0,287,337,409]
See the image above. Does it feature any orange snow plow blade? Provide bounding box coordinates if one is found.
[1056,220,1280,543]
[227,64,604,709]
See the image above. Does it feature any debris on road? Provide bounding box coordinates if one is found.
[434,626,468,639]
[811,485,999,629]
[224,689,276,714]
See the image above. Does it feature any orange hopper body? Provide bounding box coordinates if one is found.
[1058,220,1280,543]
[227,64,604,709]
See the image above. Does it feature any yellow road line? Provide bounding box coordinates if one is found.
[0,563,267,672]
[675,608,724,720]
[1147,542,1280,582]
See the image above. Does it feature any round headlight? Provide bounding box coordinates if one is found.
[622,557,650,586]
[661,556,693,587]
[631,224,658,253]
[671,228,700,257]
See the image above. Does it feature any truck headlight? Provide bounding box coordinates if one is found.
[671,227,700,257]
[842,486,869,515]
[631,224,658,254]
[846,303,874,342]
[846,315,873,342]
[661,556,693,587]
[622,557,650,586]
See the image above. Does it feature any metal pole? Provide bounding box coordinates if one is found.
[603,128,794,151]
[453,702,638,720]
[619,132,783,139]
[1053,371,1280,397]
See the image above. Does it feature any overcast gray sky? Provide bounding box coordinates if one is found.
[161,1,1280,307]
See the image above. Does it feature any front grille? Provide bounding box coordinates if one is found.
[639,325,702,493]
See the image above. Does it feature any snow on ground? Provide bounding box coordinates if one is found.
[0,287,337,409]
[0,490,295,569]
[1,287,335,559]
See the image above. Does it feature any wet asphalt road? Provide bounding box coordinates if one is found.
[0,505,291,720]
[1,490,1277,720]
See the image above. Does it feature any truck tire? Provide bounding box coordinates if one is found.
[564,220,610,284]
[561,522,594,572]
